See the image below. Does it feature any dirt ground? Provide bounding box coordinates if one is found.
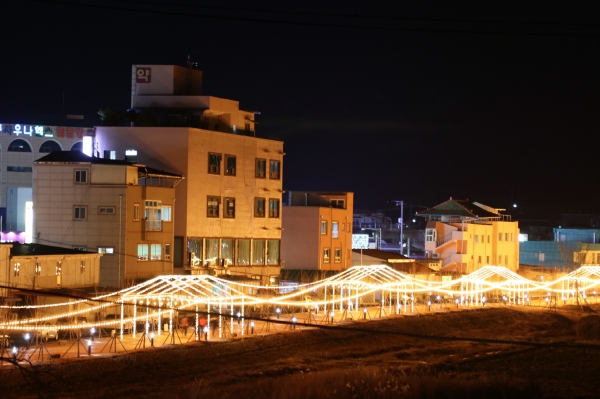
[1,305,600,399]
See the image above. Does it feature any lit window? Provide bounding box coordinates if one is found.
[56,262,62,276]
[256,159,266,178]
[138,244,149,261]
[321,220,327,235]
[133,204,140,221]
[98,247,114,254]
[323,248,330,263]
[207,196,220,217]
[224,198,235,218]
[426,229,436,242]
[474,235,478,243]
[74,206,87,220]
[498,233,503,241]
[13,263,20,277]
[35,263,41,276]
[80,261,85,273]
[334,248,341,263]
[269,199,279,218]
[224,155,236,176]
[208,153,221,174]
[165,244,171,260]
[162,205,172,221]
[269,160,280,179]
[75,169,88,183]
[150,244,162,261]
[332,222,339,238]
[145,200,162,231]
[255,198,265,217]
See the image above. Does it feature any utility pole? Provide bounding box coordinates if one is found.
[390,200,404,255]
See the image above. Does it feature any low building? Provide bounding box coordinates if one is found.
[417,198,520,273]
[32,151,183,288]
[281,191,354,272]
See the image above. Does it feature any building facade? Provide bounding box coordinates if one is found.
[33,151,182,288]
[418,198,520,273]
[0,122,93,230]
[281,192,354,271]
[93,64,283,284]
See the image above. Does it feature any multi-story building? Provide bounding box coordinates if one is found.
[0,122,93,231]
[418,198,520,273]
[93,64,284,284]
[281,191,353,271]
[33,151,182,288]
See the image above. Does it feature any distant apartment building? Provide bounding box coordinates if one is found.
[0,122,93,231]
[93,64,283,284]
[417,198,520,273]
[281,192,354,271]
[33,151,182,288]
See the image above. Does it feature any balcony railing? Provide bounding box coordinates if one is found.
[145,219,162,231]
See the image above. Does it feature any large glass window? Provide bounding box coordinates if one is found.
[206,238,219,266]
[267,240,280,265]
[221,239,234,266]
[238,239,250,265]
[252,240,265,265]
[188,238,203,266]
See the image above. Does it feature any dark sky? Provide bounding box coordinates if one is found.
[2,1,600,217]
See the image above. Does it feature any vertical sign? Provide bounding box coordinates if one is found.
[136,67,151,83]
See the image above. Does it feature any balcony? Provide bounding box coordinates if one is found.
[145,219,162,232]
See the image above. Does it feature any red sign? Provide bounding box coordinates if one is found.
[136,67,151,83]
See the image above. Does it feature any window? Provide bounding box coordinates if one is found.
[334,248,342,263]
[474,235,478,243]
[498,233,503,241]
[35,263,41,276]
[7,166,32,172]
[224,198,235,218]
[133,204,140,221]
[56,262,62,276]
[75,169,88,183]
[332,222,339,238]
[330,200,345,209]
[245,122,250,132]
[188,238,203,266]
[252,240,265,265]
[207,196,220,217]
[8,139,32,152]
[478,256,482,264]
[267,240,280,265]
[426,229,436,242]
[222,239,234,265]
[505,233,509,241]
[13,263,20,277]
[255,198,266,217]
[256,159,266,178]
[162,205,172,222]
[99,207,115,215]
[323,248,330,263]
[80,261,85,273]
[165,244,171,260]
[224,155,236,176]
[486,256,490,264]
[39,140,62,153]
[74,206,87,220]
[487,235,490,244]
[98,247,114,254]
[145,200,162,230]
[321,220,328,235]
[150,244,162,261]
[238,239,250,265]
[73,247,86,251]
[269,199,280,218]
[104,150,116,160]
[71,142,82,151]
[208,153,221,174]
[269,160,281,179]
[138,244,149,261]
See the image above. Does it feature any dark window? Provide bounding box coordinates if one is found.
[71,142,83,151]
[256,159,266,178]
[75,170,88,183]
[208,153,221,174]
[225,155,236,176]
[224,197,235,218]
[39,140,62,153]
[269,160,280,179]
[8,139,32,152]
[255,198,266,217]
[269,199,280,218]
[7,166,32,172]
[207,196,220,217]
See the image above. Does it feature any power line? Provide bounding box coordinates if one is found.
[27,0,600,38]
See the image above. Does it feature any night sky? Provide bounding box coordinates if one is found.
[2,1,600,218]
